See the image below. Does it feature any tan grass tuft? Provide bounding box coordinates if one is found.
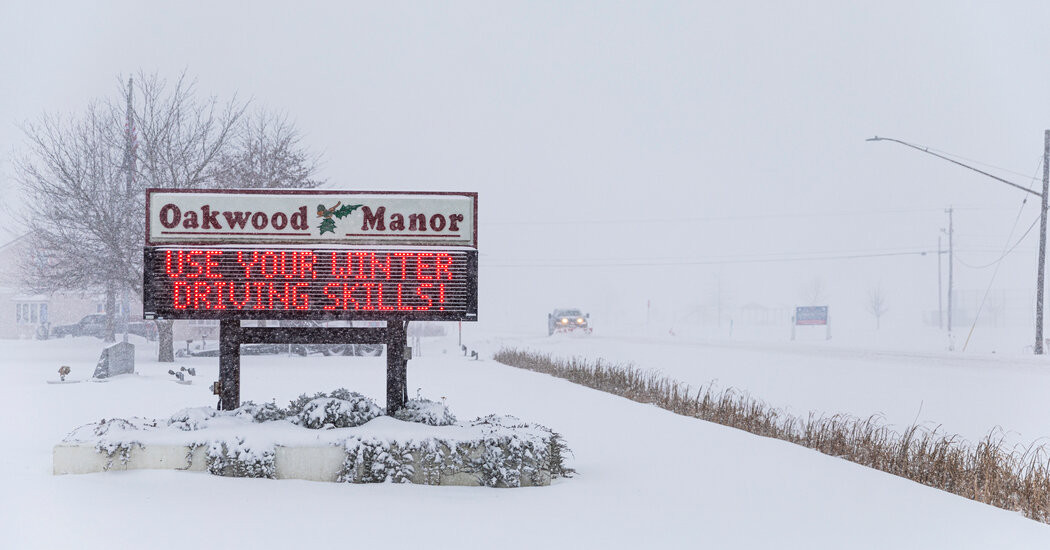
[494,348,1050,523]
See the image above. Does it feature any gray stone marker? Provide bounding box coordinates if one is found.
[92,342,135,379]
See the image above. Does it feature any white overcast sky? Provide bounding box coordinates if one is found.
[3,1,1050,332]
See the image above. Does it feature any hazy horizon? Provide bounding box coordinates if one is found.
[4,1,1050,351]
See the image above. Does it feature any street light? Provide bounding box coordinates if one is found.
[867,133,1050,354]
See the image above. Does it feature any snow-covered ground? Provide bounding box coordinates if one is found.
[2,334,1050,548]
[480,327,1050,447]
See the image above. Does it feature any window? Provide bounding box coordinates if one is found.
[15,302,48,325]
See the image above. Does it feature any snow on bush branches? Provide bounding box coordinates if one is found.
[393,397,456,426]
[60,388,573,486]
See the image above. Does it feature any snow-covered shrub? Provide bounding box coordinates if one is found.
[473,443,524,488]
[547,432,576,479]
[95,440,141,471]
[468,414,573,486]
[393,398,456,426]
[286,391,328,417]
[167,407,221,431]
[327,388,358,402]
[64,417,155,440]
[62,418,153,471]
[298,394,383,429]
[285,388,384,418]
[237,400,286,422]
[340,438,415,483]
[206,438,275,479]
[59,391,573,487]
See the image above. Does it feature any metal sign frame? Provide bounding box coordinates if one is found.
[142,188,479,414]
[216,321,408,412]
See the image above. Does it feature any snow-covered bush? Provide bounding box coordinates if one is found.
[298,394,383,429]
[285,391,328,417]
[60,391,574,486]
[393,398,456,426]
[205,438,275,479]
[68,417,151,438]
[469,415,574,486]
[340,438,415,484]
[167,407,221,431]
[237,400,286,422]
[285,388,384,417]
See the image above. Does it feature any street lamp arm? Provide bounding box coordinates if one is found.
[867,136,1041,198]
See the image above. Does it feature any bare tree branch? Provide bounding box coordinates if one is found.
[13,70,325,358]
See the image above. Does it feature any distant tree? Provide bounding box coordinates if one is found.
[210,110,324,189]
[867,285,889,329]
[15,70,325,360]
[15,100,131,342]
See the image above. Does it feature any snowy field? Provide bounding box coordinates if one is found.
[482,327,1050,447]
[2,334,1050,549]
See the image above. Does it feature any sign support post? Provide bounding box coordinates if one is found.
[386,321,407,413]
[216,321,412,413]
[218,319,241,410]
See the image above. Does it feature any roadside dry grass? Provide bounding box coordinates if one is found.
[494,348,1050,523]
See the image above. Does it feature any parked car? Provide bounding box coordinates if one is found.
[51,314,157,341]
[51,314,107,338]
[548,308,591,335]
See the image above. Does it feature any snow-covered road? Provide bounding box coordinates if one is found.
[1,335,1048,549]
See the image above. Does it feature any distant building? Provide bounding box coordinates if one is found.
[0,235,139,340]
[0,236,101,338]
[738,302,792,326]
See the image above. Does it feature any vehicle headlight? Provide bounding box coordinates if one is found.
[560,318,569,324]
[576,318,585,324]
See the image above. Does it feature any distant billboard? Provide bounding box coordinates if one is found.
[795,306,828,326]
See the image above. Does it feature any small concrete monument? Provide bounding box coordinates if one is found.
[92,342,135,379]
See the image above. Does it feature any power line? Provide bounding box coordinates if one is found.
[485,206,1016,227]
[918,147,1045,184]
[483,249,936,268]
[956,216,1039,269]
[869,136,1041,197]
[952,157,1043,270]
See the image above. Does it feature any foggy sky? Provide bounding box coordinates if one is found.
[3,1,1050,338]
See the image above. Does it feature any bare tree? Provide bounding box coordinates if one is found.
[130,71,250,359]
[15,102,132,342]
[867,285,889,329]
[211,110,324,189]
[15,70,325,360]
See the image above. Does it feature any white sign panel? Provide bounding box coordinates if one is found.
[147,189,477,248]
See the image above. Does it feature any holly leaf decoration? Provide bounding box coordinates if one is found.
[318,218,336,235]
[333,203,363,219]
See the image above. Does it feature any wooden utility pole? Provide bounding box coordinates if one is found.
[869,134,1047,354]
[1036,130,1050,354]
[946,207,953,335]
[938,235,943,330]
